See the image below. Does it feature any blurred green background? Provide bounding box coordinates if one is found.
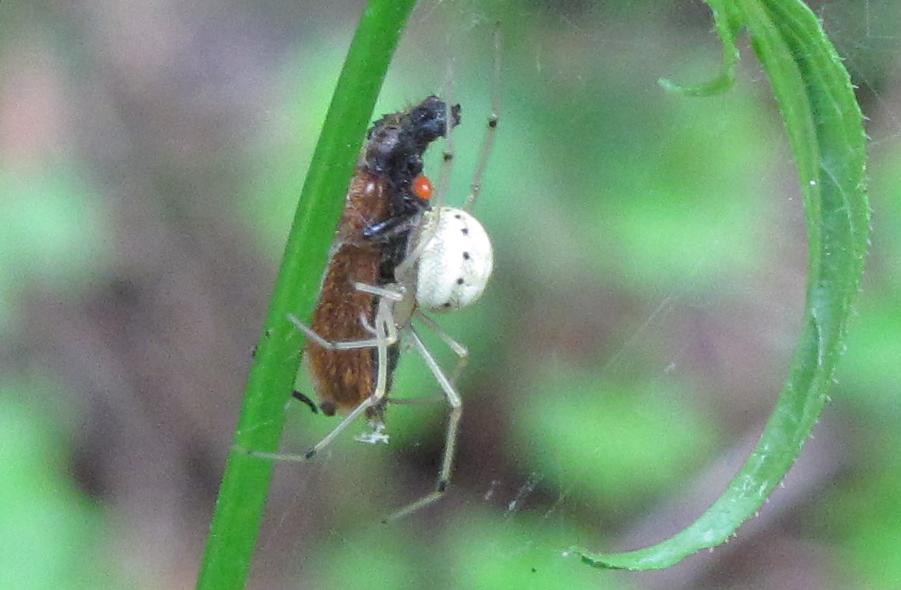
[2,0,900,588]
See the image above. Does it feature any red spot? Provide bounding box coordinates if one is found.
[413,175,433,200]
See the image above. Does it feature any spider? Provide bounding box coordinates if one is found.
[257,30,500,522]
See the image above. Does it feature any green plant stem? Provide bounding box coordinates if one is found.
[576,0,868,570]
[196,1,417,588]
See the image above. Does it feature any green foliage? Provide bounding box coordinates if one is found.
[514,368,719,511]
[0,165,112,331]
[838,143,901,410]
[590,89,778,290]
[240,39,345,254]
[443,511,626,590]
[307,508,627,590]
[0,386,123,589]
[815,425,901,589]
[306,525,429,589]
[576,0,869,570]
[816,140,901,590]
[658,0,740,96]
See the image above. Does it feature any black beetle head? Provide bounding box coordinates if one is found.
[363,96,461,200]
[407,95,462,149]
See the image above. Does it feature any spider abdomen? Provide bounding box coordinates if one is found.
[415,206,493,312]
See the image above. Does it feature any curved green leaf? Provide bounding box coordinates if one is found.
[658,0,741,96]
[197,1,417,588]
[576,0,868,570]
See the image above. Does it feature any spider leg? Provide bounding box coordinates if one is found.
[359,312,377,336]
[248,300,396,463]
[388,310,469,407]
[463,23,501,213]
[384,326,462,522]
[415,310,469,369]
[287,312,397,351]
[286,281,402,351]
[352,282,404,301]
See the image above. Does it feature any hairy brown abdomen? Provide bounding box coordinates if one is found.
[306,172,391,416]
